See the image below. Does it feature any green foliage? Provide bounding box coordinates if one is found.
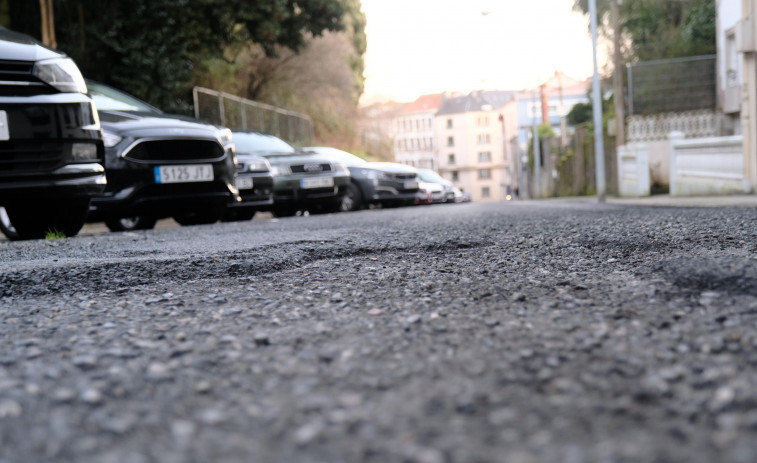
[573,0,715,61]
[7,0,349,114]
[538,123,555,139]
[567,102,592,126]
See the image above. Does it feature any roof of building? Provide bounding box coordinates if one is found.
[401,93,445,114]
[436,90,516,116]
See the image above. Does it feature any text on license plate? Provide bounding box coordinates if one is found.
[404,181,418,189]
[154,164,214,184]
[301,177,334,189]
[0,110,9,141]
[235,176,254,190]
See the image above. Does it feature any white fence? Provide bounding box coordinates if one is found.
[669,132,748,196]
[617,144,650,197]
[627,110,718,142]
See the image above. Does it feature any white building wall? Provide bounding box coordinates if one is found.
[393,111,437,170]
[436,105,516,202]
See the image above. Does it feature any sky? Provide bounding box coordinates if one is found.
[359,0,603,105]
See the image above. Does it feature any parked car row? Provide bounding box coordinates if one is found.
[0,27,466,241]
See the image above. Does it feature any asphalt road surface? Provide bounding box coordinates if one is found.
[1,200,757,463]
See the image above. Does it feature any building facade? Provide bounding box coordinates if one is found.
[393,94,444,170]
[435,91,518,202]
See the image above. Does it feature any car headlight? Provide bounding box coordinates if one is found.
[32,57,88,94]
[270,164,291,176]
[362,169,390,180]
[102,130,122,148]
[332,162,350,174]
[218,128,233,146]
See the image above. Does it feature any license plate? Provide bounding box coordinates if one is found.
[0,110,9,141]
[154,164,214,184]
[404,181,418,189]
[301,177,334,189]
[235,176,254,190]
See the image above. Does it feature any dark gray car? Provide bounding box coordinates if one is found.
[302,147,420,211]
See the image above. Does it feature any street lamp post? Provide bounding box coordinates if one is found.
[589,0,606,203]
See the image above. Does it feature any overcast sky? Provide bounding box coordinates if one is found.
[359,0,602,104]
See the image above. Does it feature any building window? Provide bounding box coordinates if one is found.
[478,151,492,162]
[448,153,455,165]
[447,136,454,147]
[477,133,491,145]
[482,187,490,198]
[447,119,453,129]
[478,168,491,180]
[452,171,459,181]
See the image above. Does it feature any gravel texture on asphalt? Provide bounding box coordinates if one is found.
[1,201,757,463]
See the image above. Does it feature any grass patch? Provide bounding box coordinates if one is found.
[45,229,66,240]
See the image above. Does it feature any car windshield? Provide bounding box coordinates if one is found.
[232,132,297,156]
[304,147,367,167]
[418,170,447,183]
[87,81,159,113]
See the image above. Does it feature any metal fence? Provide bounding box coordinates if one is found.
[627,55,716,116]
[192,87,314,146]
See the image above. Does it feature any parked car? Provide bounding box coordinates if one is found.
[415,180,446,205]
[84,81,238,231]
[0,27,105,240]
[417,169,456,203]
[301,146,419,211]
[231,132,350,217]
[452,187,472,203]
[222,154,273,222]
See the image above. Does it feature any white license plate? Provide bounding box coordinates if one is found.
[301,177,334,189]
[154,164,214,184]
[235,176,254,190]
[404,181,418,189]
[0,110,9,141]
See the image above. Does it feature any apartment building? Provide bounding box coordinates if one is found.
[393,94,444,170]
[435,91,518,202]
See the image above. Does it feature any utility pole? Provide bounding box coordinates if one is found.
[612,0,625,147]
[532,89,541,198]
[589,0,606,202]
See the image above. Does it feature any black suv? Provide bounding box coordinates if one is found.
[85,81,238,231]
[0,27,105,240]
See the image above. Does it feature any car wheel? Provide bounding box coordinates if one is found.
[341,183,363,212]
[221,208,256,222]
[0,207,19,240]
[105,216,157,232]
[173,206,226,226]
[4,198,90,240]
[271,207,299,218]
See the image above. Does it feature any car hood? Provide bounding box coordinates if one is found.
[419,181,444,193]
[256,153,332,166]
[0,27,63,62]
[364,162,417,174]
[98,110,222,139]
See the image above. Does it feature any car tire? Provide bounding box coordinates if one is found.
[3,198,90,240]
[221,208,256,222]
[271,207,299,218]
[341,183,363,212]
[105,216,158,232]
[173,206,226,226]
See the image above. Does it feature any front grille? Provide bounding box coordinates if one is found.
[0,59,53,97]
[392,173,416,180]
[123,139,225,164]
[290,163,332,174]
[0,140,65,174]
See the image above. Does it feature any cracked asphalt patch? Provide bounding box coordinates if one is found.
[1,201,756,463]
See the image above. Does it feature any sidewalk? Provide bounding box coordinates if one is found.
[539,194,757,208]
